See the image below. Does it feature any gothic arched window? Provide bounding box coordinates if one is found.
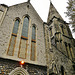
[19,16,29,59]
[22,17,29,38]
[13,19,19,34]
[32,26,36,40]
[31,25,36,61]
[7,19,20,56]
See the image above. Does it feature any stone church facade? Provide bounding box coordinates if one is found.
[0,1,75,75]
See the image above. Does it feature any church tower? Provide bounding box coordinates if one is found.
[44,2,75,75]
[0,1,75,75]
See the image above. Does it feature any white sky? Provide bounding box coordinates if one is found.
[0,0,75,38]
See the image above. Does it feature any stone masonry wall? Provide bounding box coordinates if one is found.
[0,2,46,66]
[49,45,75,75]
[0,58,47,75]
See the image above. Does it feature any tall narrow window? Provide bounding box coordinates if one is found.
[19,17,29,59]
[7,19,20,56]
[64,42,69,57]
[31,25,36,61]
[61,66,64,75]
[64,42,71,59]
[69,44,74,59]
[49,27,53,37]
[61,25,64,34]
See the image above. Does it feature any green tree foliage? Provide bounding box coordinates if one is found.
[66,0,75,32]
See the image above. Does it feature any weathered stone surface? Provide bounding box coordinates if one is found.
[0,1,75,75]
[0,2,46,66]
[0,58,47,75]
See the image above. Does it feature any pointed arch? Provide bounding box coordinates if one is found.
[22,14,30,20]
[32,25,36,40]
[22,16,29,38]
[19,15,30,59]
[7,18,20,56]
[31,24,36,61]
[9,67,29,75]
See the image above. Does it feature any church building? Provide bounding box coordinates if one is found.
[0,0,75,75]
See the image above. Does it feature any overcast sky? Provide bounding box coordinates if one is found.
[0,0,75,38]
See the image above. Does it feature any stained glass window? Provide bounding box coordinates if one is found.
[8,19,20,56]
[32,26,36,40]
[8,36,16,56]
[19,17,29,58]
[22,17,29,38]
[31,25,36,61]
[13,19,19,34]
[31,42,35,61]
